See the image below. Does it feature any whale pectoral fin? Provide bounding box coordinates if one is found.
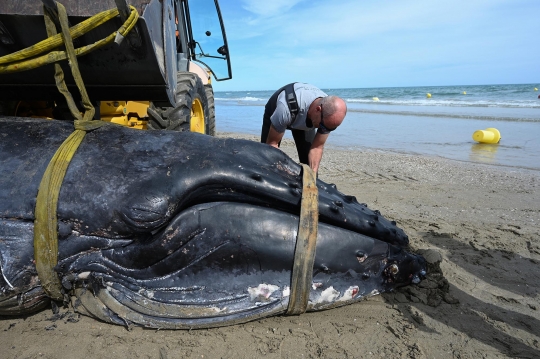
[120,194,174,232]
[73,287,127,326]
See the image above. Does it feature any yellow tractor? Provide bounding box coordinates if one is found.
[0,0,232,135]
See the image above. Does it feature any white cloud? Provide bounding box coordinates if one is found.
[240,0,306,17]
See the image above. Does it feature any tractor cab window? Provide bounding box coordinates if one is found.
[186,0,231,81]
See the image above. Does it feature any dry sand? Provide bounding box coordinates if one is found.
[1,132,539,358]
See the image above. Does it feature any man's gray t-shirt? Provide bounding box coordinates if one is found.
[270,83,327,132]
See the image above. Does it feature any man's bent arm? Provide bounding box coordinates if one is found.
[308,133,329,174]
[265,124,285,149]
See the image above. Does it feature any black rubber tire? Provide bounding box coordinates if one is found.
[204,84,216,136]
[147,72,216,135]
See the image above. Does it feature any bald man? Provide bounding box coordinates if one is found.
[261,82,347,174]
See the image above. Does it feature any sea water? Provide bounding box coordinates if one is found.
[214,84,540,171]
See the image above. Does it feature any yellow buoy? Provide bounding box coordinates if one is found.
[535,88,538,91]
[462,91,467,95]
[372,97,380,102]
[426,93,432,98]
[472,127,501,144]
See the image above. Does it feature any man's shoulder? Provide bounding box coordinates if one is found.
[270,95,292,132]
[294,83,319,91]
[294,83,327,96]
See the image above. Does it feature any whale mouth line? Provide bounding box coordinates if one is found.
[60,201,426,326]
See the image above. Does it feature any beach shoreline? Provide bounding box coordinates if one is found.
[215,83,540,172]
[219,130,540,174]
[1,132,539,358]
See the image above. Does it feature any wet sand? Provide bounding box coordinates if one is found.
[1,132,539,358]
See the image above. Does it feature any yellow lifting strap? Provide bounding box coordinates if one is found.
[30,2,139,300]
[286,164,319,315]
[0,4,138,73]
[34,120,107,299]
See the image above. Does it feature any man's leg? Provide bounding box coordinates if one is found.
[291,129,316,164]
[261,115,273,144]
[261,88,282,144]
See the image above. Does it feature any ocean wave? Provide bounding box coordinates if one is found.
[215,96,265,102]
[345,98,540,109]
[346,108,540,123]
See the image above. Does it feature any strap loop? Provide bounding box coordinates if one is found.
[0,5,139,73]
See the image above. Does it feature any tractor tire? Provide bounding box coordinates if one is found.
[204,84,216,136]
[147,73,215,135]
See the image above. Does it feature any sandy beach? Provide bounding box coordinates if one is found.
[1,132,539,359]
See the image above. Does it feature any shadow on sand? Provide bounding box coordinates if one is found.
[384,231,540,358]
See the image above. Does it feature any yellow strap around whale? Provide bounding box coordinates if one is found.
[286,164,319,315]
[34,121,107,299]
[32,2,138,300]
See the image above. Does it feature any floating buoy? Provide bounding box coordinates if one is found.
[372,97,380,102]
[535,88,538,91]
[426,93,431,98]
[462,91,467,95]
[472,128,501,144]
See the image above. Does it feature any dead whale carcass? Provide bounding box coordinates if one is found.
[0,117,426,329]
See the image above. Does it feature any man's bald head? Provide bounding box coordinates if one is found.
[320,96,347,129]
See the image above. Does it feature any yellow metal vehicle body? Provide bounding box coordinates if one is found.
[100,101,149,130]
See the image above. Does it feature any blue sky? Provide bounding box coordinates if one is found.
[212,0,539,91]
